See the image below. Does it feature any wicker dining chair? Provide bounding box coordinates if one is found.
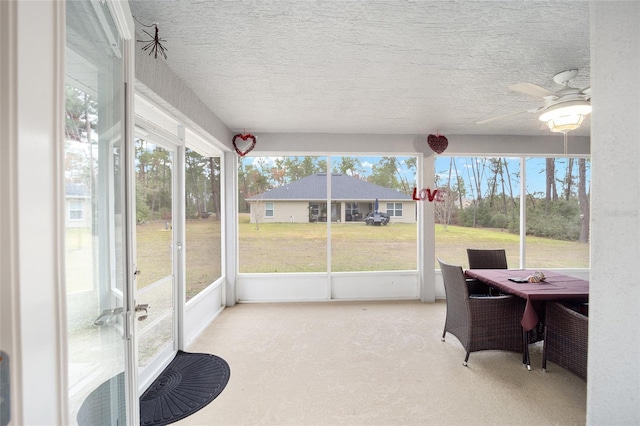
[466,248,544,344]
[542,301,589,380]
[466,248,508,269]
[439,258,525,366]
[465,249,508,295]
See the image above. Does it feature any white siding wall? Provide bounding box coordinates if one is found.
[249,201,310,223]
[382,200,415,224]
[249,200,417,224]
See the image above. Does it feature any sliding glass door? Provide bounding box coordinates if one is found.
[65,1,130,423]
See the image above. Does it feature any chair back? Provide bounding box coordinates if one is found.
[543,301,588,380]
[439,257,524,362]
[438,258,471,330]
[467,248,508,269]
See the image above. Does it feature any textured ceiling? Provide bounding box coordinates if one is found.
[128,0,591,137]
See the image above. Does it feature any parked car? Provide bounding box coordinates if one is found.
[364,212,390,226]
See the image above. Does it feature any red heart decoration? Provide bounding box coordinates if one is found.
[232,133,257,157]
[427,134,448,154]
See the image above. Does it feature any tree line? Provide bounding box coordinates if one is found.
[135,143,222,223]
[435,157,590,242]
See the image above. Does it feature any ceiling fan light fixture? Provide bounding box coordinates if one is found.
[543,115,584,133]
[539,100,592,133]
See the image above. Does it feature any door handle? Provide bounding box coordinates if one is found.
[135,303,150,321]
[94,307,124,326]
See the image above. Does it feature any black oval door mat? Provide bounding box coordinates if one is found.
[140,351,231,425]
[77,351,230,426]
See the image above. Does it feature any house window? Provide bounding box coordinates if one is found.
[69,200,84,221]
[309,203,320,221]
[265,202,274,217]
[386,202,402,217]
[345,202,361,221]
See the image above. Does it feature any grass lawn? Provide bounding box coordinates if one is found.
[434,224,589,268]
[65,217,589,293]
[238,219,418,272]
[238,220,589,272]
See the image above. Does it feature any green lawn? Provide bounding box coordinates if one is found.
[237,220,589,272]
[238,219,418,272]
[64,218,589,293]
[434,224,589,268]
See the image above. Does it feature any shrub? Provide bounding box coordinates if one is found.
[526,199,581,241]
[459,197,582,241]
[491,213,509,229]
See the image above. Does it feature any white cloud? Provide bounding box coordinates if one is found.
[250,156,283,169]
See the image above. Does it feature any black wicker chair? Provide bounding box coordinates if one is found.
[542,301,589,380]
[439,258,526,366]
[466,248,509,269]
[465,249,508,295]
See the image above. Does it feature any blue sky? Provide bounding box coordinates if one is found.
[434,157,591,198]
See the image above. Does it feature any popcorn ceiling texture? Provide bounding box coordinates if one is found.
[128,1,590,136]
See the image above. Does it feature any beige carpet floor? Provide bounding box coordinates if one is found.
[180,300,586,425]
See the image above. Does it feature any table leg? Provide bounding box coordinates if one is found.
[522,329,531,370]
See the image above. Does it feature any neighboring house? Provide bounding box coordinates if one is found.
[246,173,415,224]
[66,183,91,228]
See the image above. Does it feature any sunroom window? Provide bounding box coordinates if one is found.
[434,156,590,269]
[238,155,418,273]
[184,138,222,301]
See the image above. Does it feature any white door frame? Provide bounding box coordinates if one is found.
[131,121,181,393]
[1,0,136,424]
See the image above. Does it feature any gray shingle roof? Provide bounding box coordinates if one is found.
[66,183,90,197]
[246,173,412,201]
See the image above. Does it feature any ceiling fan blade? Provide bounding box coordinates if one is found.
[580,86,592,99]
[476,109,533,125]
[509,82,558,99]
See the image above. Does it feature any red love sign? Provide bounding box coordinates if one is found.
[427,134,448,154]
[232,133,257,157]
[412,187,443,202]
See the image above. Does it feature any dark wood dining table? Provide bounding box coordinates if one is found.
[465,269,589,331]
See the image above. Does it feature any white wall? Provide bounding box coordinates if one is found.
[587,2,640,423]
[249,132,590,157]
[0,0,20,423]
[184,281,225,347]
[2,1,67,424]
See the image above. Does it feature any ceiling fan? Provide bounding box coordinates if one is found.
[477,69,592,132]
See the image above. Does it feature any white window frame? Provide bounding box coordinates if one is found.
[387,202,403,217]
[265,202,274,217]
[68,199,84,221]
